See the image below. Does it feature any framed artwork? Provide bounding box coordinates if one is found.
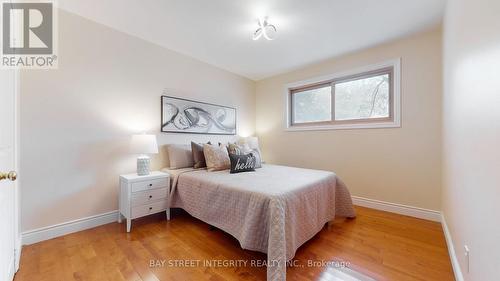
[161,95,237,135]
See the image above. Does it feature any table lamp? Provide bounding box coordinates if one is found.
[130,134,158,176]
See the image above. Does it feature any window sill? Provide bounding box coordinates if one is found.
[285,121,401,131]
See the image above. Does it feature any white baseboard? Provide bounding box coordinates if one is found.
[351,196,441,222]
[21,210,118,245]
[441,213,464,281]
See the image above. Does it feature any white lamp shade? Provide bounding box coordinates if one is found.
[130,134,159,154]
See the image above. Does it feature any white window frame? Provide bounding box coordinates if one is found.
[285,58,401,131]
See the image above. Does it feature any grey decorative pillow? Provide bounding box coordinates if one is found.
[227,143,262,168]
[229,153,256,174]
[191,141,211,168]
[203,143,230,171]
[167,144,194,169]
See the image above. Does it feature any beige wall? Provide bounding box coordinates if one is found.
[256,27,442,210]
[442,0,500,280]
[19,10,255,232]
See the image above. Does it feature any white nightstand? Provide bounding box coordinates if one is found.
[118,171,170,232]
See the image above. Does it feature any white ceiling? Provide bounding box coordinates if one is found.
[59,0,445,80]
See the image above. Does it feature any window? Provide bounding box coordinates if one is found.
[291,84,331,123]
[286,59,400,130]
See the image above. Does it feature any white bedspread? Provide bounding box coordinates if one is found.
[164,164,356,281]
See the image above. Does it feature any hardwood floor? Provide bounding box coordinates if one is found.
[14,206,455,281]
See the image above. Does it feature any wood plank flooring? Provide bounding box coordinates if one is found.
[14,206,455,281]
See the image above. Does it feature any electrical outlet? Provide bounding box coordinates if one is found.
[464,245,470,273]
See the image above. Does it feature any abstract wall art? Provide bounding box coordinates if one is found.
[161,96,236,135]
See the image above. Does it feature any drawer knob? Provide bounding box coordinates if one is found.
[149,184,153,187]
[149,195,152,199]
[149,207,153,211]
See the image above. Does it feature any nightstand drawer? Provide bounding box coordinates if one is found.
[131,200,168,219]
[131,178,168,193]
[131,188,168,207]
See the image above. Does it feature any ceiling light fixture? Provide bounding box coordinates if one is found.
[253,17,276,41]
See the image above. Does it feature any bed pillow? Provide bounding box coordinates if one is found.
[203,143,230,171]
[228,143,262,168]
[237,137,264,164]
[167,144,194,169]
[227,142,250,154]
[229,153,256,174]
[191,141,211,168]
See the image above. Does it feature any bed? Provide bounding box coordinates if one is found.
[163,164,356,281]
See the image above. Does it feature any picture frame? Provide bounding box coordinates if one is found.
[161,95,237,135]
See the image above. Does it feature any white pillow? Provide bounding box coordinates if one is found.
[167,144,194,169]
[238,137,263,162]
[203,143,230,171]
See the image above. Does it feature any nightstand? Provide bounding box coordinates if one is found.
[118,171,170,232]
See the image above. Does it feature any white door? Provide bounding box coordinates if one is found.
[0,69,17,281]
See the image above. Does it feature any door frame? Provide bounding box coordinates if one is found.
[13,69,21,273]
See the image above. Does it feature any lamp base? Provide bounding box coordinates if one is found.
[137,156,151,176]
